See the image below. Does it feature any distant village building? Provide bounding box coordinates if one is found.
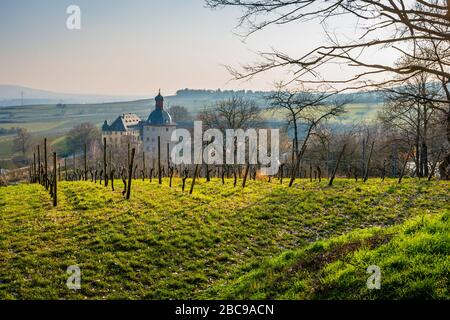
[102,91,176,168]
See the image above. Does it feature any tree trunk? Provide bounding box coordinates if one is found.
[398,149,413,183]
[428,149,443,181]
[363,141,374,182]
[329,144,346,186]
[289,144,307,187]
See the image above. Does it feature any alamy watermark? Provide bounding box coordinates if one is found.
[66,5,81,30]
[366,265,381,290]
[66,265,81,290]
[170,121,280,176]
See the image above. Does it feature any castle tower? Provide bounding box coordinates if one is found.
[142,91,176,171]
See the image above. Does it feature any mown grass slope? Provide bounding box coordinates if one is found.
[206,211,449,299]
[0,178,448,299]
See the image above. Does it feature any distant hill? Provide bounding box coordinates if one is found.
[0,85,386,108]
[174,88,385,104]
[0,85,145,107]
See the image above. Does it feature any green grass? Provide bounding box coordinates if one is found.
[206,210,449,300]
[0,178,448,299]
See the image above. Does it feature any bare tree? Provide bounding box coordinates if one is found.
[66,123,101,154]
[206,0,450,178]
[13,128,31,155]
[267,85,331,158]
[197,96,261,131]
[167,105,193,122]
[379,69,441,177]
[289,99,347,186]
[197,96,262,178]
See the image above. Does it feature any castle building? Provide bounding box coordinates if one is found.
[102,113,141,149]
[142,91,176,168]
[102,91,176,168]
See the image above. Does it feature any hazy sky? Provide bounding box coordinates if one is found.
[0,0,395,96]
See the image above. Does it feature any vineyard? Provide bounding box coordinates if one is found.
[0,177,448,299]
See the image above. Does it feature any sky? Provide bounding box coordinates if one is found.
[0,0,396,96]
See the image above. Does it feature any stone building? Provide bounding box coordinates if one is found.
[102,91,176,169]
[102,113,141,149]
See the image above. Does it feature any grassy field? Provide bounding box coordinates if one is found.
[0,178,448,300]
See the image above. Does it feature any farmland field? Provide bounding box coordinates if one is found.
[0,178,448,299]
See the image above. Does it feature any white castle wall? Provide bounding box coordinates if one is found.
[142,124,176,169]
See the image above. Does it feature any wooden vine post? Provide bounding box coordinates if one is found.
[158,136,162,185]
[64,158,67,181]
[127,143,130,168]
[242,163,250,188]
[44,138,48,189]
[33,152,36,183]
[126,148,136,200]
[37,145,41,184]
[84,144,88,181]
[189,164,199,194]
[73,153,76,179]
[167,143,170,174]
[109,149,113,189]
[53,152,57,207]
[182,169,188,192]
[142,151,146,181]
[103,137,108,187]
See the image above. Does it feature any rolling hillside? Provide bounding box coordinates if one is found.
[0,178,448,299]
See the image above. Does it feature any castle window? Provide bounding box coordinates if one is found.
[147,137,150,142]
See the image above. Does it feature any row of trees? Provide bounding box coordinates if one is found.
[22,90,444,185]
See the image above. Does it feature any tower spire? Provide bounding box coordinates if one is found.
[155,89,164,109]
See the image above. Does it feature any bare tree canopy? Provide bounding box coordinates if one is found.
[267,85,341,156]
[206,0,450,87]
[206,0,450,178]
[167,105,193,122]
[67,123,101,154]
[197,96,262,131]
[13,128,31,155]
